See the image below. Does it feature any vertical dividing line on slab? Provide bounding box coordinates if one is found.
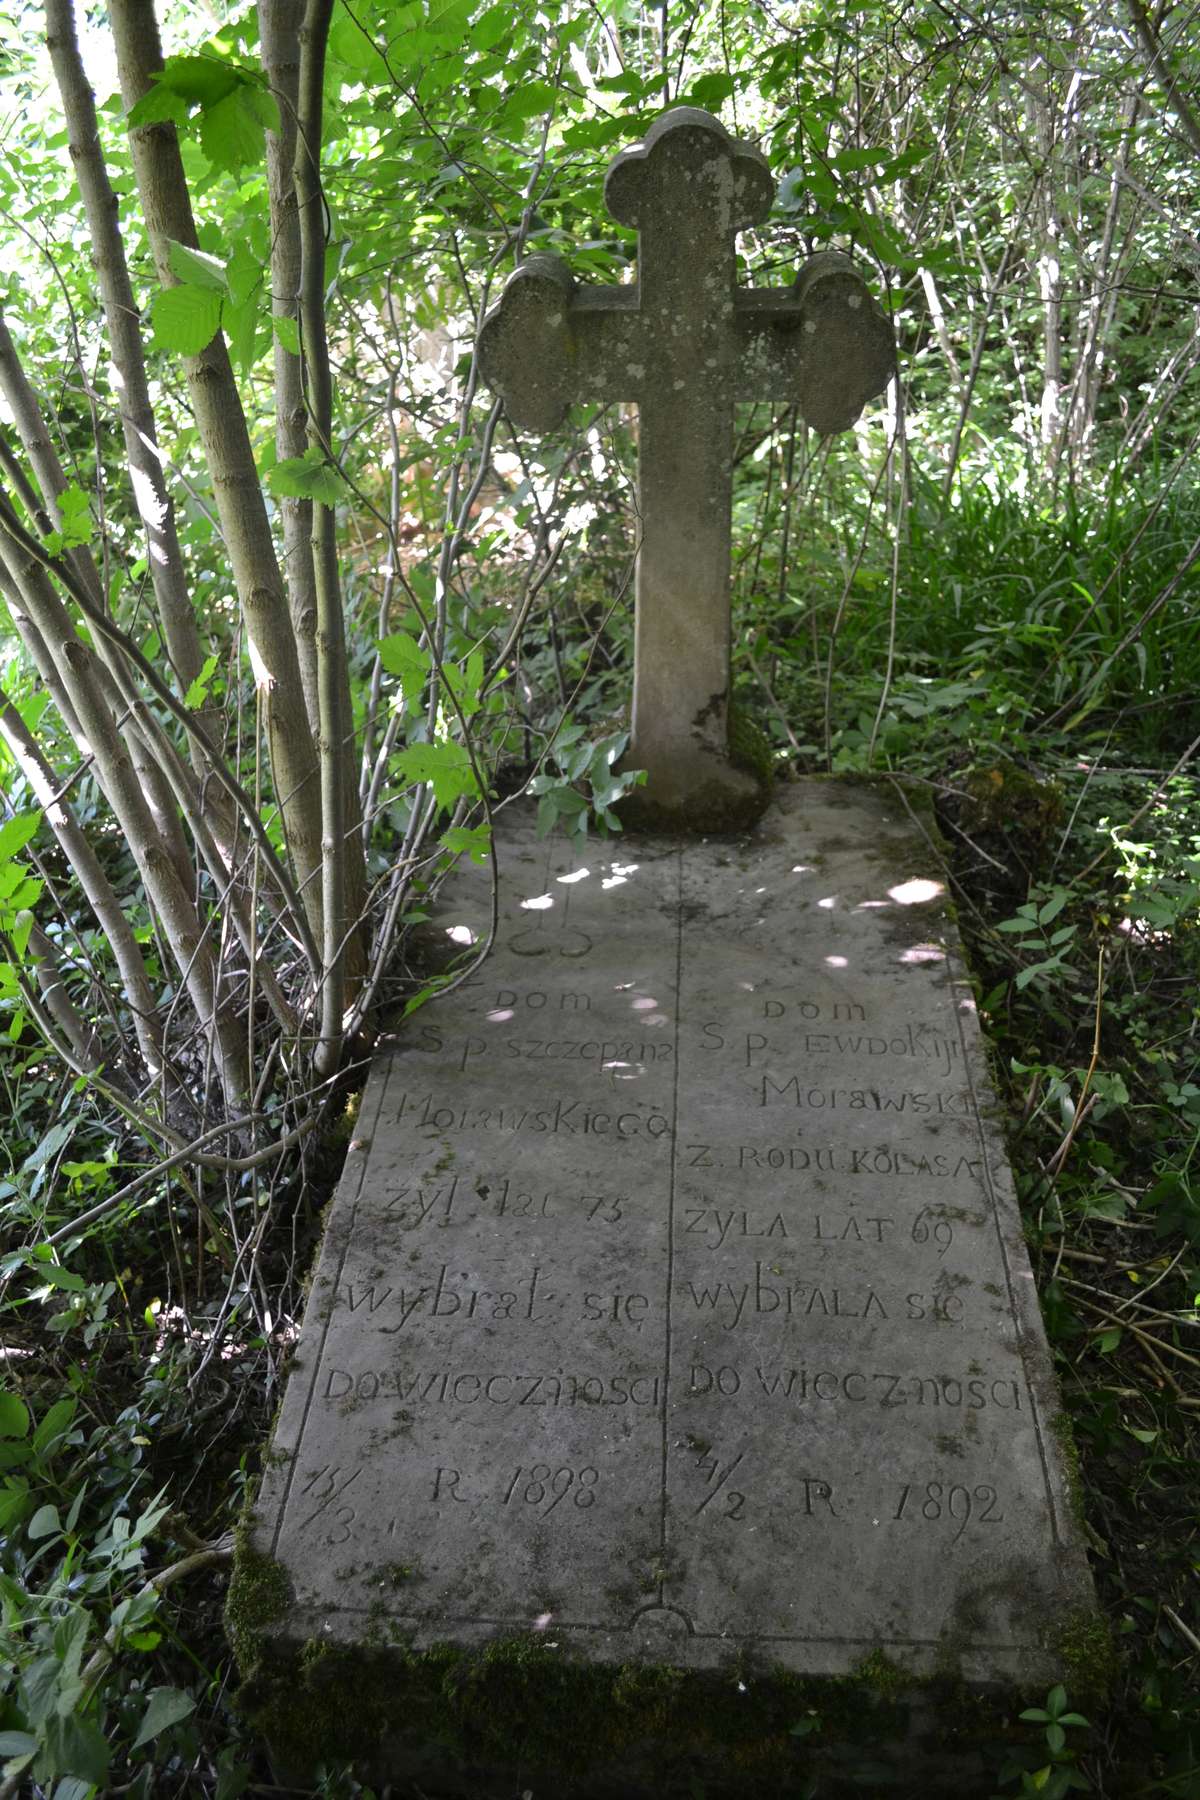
[658,846,685,1598]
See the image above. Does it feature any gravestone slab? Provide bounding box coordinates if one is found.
[240,781,1094,1791]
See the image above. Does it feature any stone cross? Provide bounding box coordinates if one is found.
[478,107,895,827]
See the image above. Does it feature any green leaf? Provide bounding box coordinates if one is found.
[37,1265,86,1292]
[239,82,282,135]
[127,80,189,128]
[470,3,511,50]
[497,81,558,124]
[685,73,735,110]
[159,54,240,106]
[1046,1723,1066,1753]
[273,315,301,356]
[441,823,491,864]
[32,1397,76,1455]
[55,1773,95,1800]
[45,484,92,553]
[184,652,220,710]
[830,145,891,171]
[28,1502,60,1538]
[200,88,267,172]
[42,1713,110,1785]
[226,240,261,308]
[167,239,228,292]
[329,11,393,78]
[25,1127,71,1185]
[561,114,630,151]
[269,449,347,507]
[0,1732,36,1757]
[152,284,223,356]
[426,0,475,35]
[0,811,41,862]
[378,631,431,704]
[393,740,479,809]
[1016,958,1063,990]
[445,648,483,720]
[0,1393,30,1438]
[132,1686,196,1749]
[7,879,41,915]
[224,296,260,374]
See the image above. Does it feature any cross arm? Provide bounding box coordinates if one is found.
[735,252,895,434]
[477,256,643,431]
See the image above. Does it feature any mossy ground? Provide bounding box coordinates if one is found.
[226,1529,1050,1799]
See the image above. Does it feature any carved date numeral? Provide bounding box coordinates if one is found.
[296,1464,361,1543]
[692,1449,747,1521]
[893,1481,1004,1542]
[502,1464,598,1514]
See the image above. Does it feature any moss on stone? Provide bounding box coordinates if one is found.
[1049,1607,1116,1705]
[853,1649,908,1697]
[225,1527,292,1672]
[232,1622,936,1796]
[1050,1411,1087,1527]
[727,702,775,787]
[963,760,1064,842]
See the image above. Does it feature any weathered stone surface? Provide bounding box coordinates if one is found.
[477,111,895,827]
[247,782,1093,1788]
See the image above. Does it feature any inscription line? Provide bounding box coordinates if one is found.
[658,847,685,1597]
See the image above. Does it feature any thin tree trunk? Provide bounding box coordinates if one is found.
[1127,0,1200,157]
[258,0,320,742]
[1063,143,1141,470]
[108,0,325,948]
[295,0,366,1076]
[0,526,251,1105]
[0,311,193,887]
[44,0,231,840]
[0,697,167,1082]
[1034,90,1065,478]
[23,919,107,1073]
[919,266,965,395]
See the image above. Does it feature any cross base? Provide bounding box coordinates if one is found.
[616,734,770,834]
